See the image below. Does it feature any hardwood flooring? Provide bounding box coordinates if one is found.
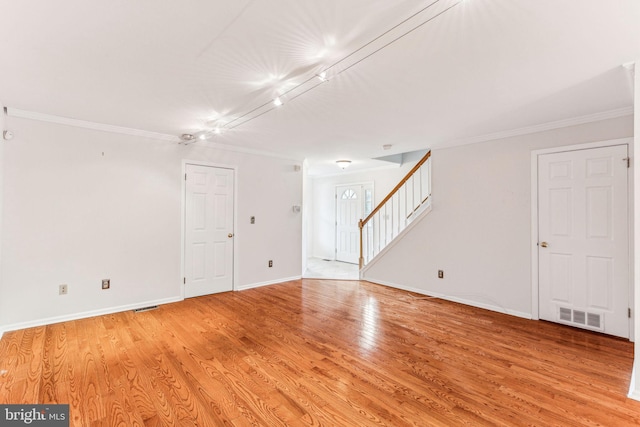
[1,279,640,426]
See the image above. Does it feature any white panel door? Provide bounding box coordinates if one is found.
[538,145,629,338]
[336,185,362,264]
[184,164,234,298]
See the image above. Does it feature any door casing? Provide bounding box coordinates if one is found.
[181,160,238,298]
[530,138,633,339]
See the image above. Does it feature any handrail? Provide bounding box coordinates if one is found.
[360,150,431,227]
[358,150,431,268]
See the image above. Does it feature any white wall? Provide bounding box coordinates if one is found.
[0,106,4,336]
[310,158,423,260]
[0,116,302,332]
[231,150,303,288]
[362,115,633,318]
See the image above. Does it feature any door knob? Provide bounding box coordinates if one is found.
[540,241,548,248]
[228,233,233,238]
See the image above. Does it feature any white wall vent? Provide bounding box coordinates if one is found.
[587,313,601,328]
[559,307,572,322]
[557,306,603,331]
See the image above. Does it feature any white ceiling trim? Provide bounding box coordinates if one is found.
[5,107,302,162]
[438,106,634,149]
[6,107,180,142]
[7,104,633,171]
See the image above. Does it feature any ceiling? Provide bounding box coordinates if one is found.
[0,0,638,175]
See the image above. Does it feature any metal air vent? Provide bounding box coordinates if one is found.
[557,307,603,331]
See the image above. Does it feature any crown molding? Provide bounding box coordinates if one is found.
[438,106,634,149]
[6,108,180,142]
[5,107,303,162]
[7,105,633,167]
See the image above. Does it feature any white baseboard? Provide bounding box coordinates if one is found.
[629,361,640,401]
[0,296,183,336]
[365,278,532,320]
[236,276,302,291]
[628,390,640,401]
[0,276,305,336]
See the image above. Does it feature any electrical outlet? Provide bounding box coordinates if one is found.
[102,279,110,289]
[438,270,444,279]
[59,284,68,295]
[268,260,273,268]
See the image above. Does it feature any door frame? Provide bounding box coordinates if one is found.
[334,181,374,262]
[181,160,238,298]
[530,138,633,337]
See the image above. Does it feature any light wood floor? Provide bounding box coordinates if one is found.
[1,279,640,426]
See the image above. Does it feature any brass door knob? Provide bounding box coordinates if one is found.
[540,241,548,248]
[228,233,234,238]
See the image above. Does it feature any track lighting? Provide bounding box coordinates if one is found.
[181,0,467,138]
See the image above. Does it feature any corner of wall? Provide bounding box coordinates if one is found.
[302,159,312,274]
[0,103,4,331]
[632,59,640,400]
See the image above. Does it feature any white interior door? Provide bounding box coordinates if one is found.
[184,164,234,298]
[336,185,363,264]
[538,145,629,338]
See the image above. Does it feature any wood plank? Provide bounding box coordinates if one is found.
[1,279,640,426]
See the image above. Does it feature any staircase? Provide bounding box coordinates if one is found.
[359,150,432,268]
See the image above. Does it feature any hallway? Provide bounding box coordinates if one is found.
[304,257,358,280]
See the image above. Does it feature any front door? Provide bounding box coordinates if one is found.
[336,185,362,264]
[538,145,629,338]
[335,184,373,264]
[184,164,234,298]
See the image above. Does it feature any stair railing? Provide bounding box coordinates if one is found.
[358,150,431,268]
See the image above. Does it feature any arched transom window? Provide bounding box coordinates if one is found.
[341,189,357,199]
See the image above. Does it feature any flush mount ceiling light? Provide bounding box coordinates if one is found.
[316,71,328,82]
[273,97,284,107]
[336,160,352,169]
